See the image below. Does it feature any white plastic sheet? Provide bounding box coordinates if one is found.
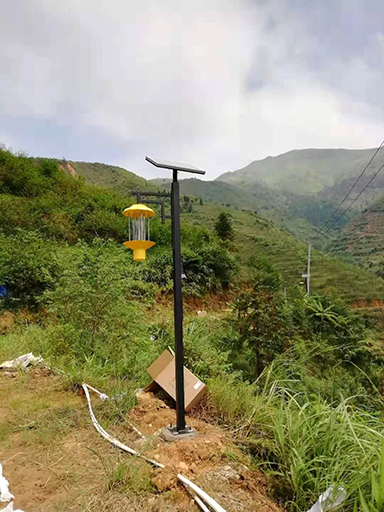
[0,463,24,512]
[307,485,346,512]
[0,464,14,503]
[0,353,43,371]
[1,501,24,512]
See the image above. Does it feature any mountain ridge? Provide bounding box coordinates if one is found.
[216,147,381,196]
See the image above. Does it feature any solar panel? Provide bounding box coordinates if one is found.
[145,156,205,175]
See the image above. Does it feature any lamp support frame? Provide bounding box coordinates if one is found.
[138,157,205,436]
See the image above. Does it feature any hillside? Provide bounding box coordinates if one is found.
[151,177,352,243]
[331,197,384,278]
[64,160,151,196]
[217,148,380,196]
[182,204,384,302]
[151,177,287,210]
[1,146,383,302]
[318,171,384,209]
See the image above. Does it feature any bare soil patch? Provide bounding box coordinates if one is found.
[0,369,281,511]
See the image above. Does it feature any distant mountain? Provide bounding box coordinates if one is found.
[150,177,286,210]
[150,178,172,187]
[217,148,380,196]
[318,172,384,210]
[150,176,345,242]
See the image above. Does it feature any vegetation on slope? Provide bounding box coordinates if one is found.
[330,196,384,278]
[67,159,152,196]
[318,171,384,210]
[181,204,384,302]
[152,176,352,244]
[1,147,384,511]
[0,148,236,306]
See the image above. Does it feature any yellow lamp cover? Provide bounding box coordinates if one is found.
[123,240,156,261]
[123,204,155,219]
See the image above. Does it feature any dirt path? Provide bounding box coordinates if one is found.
[0,369,281,511]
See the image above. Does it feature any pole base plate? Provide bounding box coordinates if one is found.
[160,424,197,442]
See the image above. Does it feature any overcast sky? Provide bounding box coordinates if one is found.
[1,0,384,180]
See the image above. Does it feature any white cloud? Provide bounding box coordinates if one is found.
[0,0,383,179]
[240,84,384,163]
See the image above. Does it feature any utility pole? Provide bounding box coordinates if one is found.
[307,242,311,295]
[301,242,311,295]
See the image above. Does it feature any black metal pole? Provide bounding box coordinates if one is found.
[161,202,165,224]
[171,169,186,432]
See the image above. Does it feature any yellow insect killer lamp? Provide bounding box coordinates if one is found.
[123,204,156,261]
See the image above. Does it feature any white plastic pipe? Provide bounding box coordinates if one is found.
[82,384,164,469]
[177,473,227,512]
[82,383,227,512]
[193,494,210,512]
[83,383,145,440]
[0,463,14,502]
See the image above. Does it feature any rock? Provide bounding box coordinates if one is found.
[212,465,241,481]
[178,461,188,472]
[238,463,251,480]
[152,468,175,492]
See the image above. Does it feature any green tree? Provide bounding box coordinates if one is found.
[233,283,293,377]
[215,212,234,241]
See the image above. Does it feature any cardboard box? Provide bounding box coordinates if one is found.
[145,350,206,411]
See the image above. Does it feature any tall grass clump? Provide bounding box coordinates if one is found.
[208,365,384,511]
[358,443,384,512]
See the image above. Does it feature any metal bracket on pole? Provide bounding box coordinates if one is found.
[131,191,171,224]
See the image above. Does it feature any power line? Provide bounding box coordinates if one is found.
[323,161,384,237]
[314,141,384,239]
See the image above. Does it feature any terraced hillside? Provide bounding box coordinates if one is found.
[182,204,384,302]
[331,197,384,278]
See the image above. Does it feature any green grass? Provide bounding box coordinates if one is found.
[107,459,154,495]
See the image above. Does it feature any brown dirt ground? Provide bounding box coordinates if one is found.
[0,369,281,512]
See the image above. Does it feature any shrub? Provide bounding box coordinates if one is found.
[0,230,62,306]
[41,240,159,378]
[0,147,58,197]
[215,211,234,241]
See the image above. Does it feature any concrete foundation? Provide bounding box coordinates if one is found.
[160,425,197,442]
